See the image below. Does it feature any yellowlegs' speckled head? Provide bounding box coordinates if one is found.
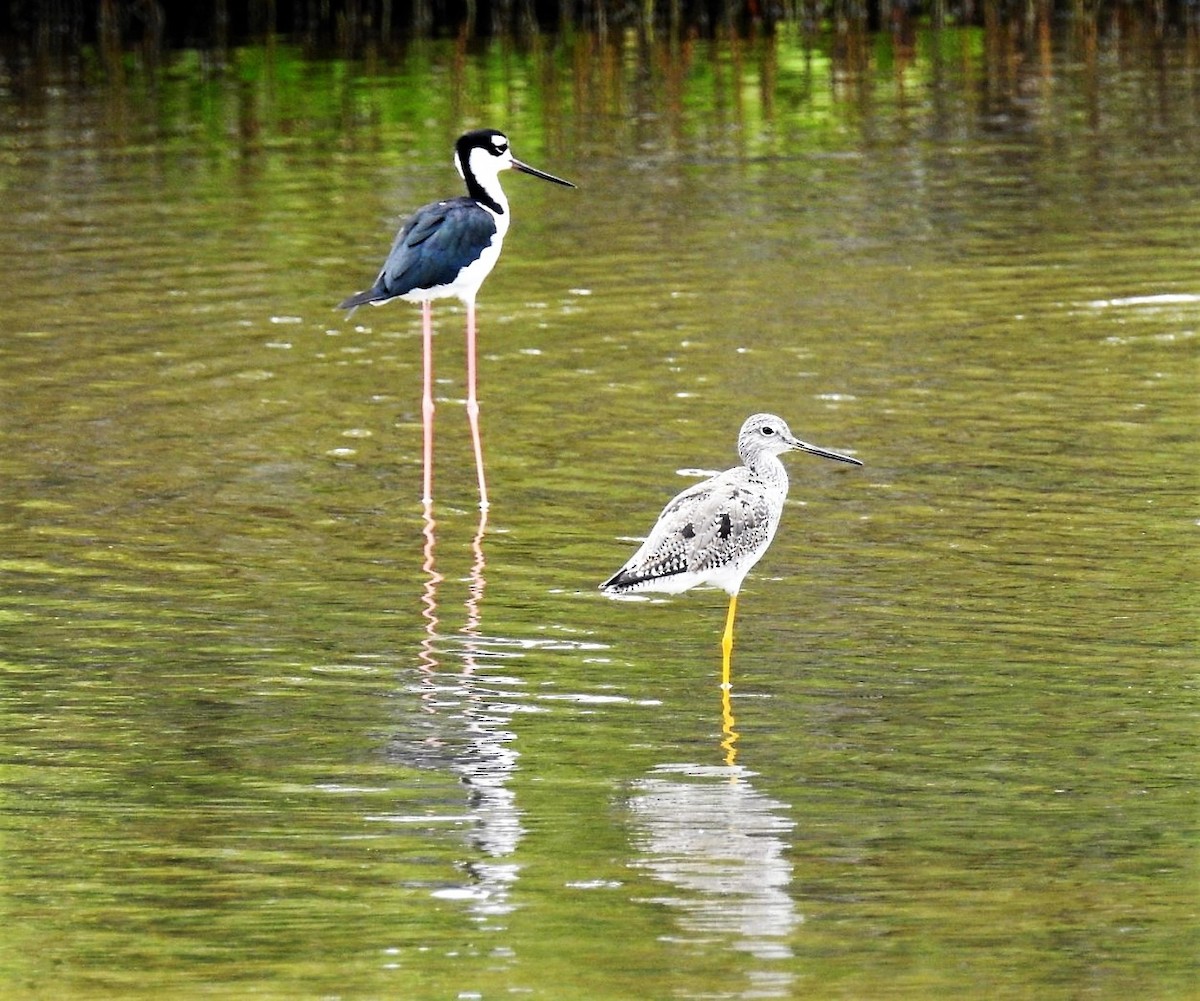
[736,413,862,469]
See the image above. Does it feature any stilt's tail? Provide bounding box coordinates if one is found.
[336,284,391,312]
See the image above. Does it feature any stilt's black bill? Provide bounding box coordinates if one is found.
[511,158,576,188]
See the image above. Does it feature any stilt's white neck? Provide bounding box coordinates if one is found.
[460,146,512,219]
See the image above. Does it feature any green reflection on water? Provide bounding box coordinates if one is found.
[2,24,1197,1001]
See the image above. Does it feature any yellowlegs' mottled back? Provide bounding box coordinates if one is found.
[337,129,575,510]
[600,413,863,683]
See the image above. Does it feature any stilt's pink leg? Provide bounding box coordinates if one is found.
[422,300,434,505]
[465,298,489,510]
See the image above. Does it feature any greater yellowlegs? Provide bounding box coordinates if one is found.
[600,413,862,682]
[338,129,575,510]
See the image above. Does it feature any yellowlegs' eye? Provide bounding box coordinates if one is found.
[761,426,775,435]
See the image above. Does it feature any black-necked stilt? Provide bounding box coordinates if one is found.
[600,414,862,684]
[338,128,575,509]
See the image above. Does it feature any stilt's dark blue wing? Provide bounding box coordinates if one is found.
[338,197,498,309]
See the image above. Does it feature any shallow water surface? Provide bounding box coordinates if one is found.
[1,26,1197,1000]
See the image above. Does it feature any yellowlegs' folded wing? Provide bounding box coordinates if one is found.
[617,469,774,581]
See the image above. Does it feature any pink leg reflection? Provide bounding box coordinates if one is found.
[417,499,443,703]
[463,506,489,647]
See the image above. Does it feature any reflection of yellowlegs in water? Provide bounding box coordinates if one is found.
[720,683,739,767]
[630,761,800,978]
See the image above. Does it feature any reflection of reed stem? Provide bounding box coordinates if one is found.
[24,2,1182,56]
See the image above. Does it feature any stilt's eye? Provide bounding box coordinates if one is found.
[493,139,509,153]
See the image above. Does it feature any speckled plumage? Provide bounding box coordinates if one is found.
[601,414,862,598]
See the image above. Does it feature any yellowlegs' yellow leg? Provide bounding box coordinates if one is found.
[720,595,738,690]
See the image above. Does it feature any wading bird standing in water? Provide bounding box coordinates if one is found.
[601,413,862,684]
[338,129,575,509]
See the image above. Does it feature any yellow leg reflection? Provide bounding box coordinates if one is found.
[720,678,739,767]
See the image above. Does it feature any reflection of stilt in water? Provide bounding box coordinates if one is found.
[462,507,488,646]
[720,680,739,769]
[404,503,520,910]
[441,508,522,917]
[417,500,443,703]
